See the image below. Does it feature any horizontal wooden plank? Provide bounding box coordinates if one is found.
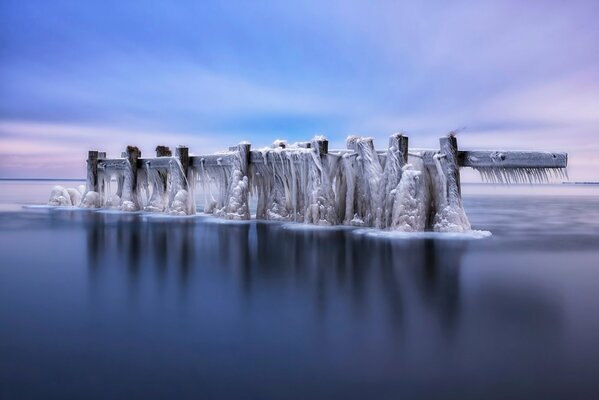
[458,150,567,168]
[98,159,129,170]
[138,157,174,169]
[98,149,568,171]
[191,154,238,168]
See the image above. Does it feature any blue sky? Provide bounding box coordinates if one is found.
[1,0,598,179]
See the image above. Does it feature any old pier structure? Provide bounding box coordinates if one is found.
[81,134,567,232]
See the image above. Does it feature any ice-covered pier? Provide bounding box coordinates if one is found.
[50,133,567,232]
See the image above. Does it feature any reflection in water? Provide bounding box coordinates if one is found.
[86,213,196,288]
[5,189,599,399]
[2,206,584,399]
[83,214,558,341]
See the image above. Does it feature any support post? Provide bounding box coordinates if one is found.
[175,146,189,182]
[125,146,141,208]
[439,135,461,200]
[389,133,408,166]
[86,151,99,193]
[313,137,328,157]
[156,146,172,157]
[237,143,251,177]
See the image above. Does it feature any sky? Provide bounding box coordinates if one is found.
[0,0,598,180]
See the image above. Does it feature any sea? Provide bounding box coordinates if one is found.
[1,180,598,399]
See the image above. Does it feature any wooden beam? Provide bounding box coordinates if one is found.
[138,157,172,169]
[191,153,239,168]
[458,150,567,169]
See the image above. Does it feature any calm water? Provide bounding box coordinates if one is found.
[1,181,599,399]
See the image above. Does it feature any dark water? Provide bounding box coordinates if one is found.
[1,183,599,399]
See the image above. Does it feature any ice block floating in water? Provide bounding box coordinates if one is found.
[54,134,567,232]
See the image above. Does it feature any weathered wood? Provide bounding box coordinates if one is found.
[99,159,130,170]
[86,151,99,193]
[156,146,172,157]
[126,146,141,206]
[458,150,567,168]
[237,143,251,176]
[175,146,189,175]
[139,157,172,169]
[389,133,408,166]
[313,137,328,156]
[439,135,461,198]
[191,153,239,168]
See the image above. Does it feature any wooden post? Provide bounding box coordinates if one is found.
[389,133,408,166]
[439,135,461,200]
[175,146,189,180]
[346,136,358,151]
[86,151,99,193]
[125,146,141,206]
[313,137,328,157]
[156,146,172,157]
[237,143,251,177]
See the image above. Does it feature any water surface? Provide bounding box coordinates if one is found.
[1,181,598,399]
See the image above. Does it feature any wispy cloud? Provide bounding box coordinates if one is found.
[0,0,597,179]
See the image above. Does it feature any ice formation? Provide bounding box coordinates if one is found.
[248,137,337,225]
[197,145,250,220]
[197,136,472,232]
[81,191,101,208]
[139,157,195,215]
[48,185,86,206]
[49,186,74,206]
[51,134,566,232]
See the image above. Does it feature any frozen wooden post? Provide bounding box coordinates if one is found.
[237,142,252,219]
[389,133,408,166]
[86,151,99,193]
[97,152,106,197]
[439,135,461,201]
[313,137,328,157]
[175,146,189,183]
[237,143,251,177]
[156,146,172,157]
[124,146,141,207]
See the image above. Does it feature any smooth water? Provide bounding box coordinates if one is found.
[1,181,598,399]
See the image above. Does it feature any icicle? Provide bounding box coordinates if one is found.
[473,167,567,184]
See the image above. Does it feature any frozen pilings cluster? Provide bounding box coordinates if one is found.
[83,145,194,214]
[75,134,567,232]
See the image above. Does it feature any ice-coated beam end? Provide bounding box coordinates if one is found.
[459,150,568,169]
